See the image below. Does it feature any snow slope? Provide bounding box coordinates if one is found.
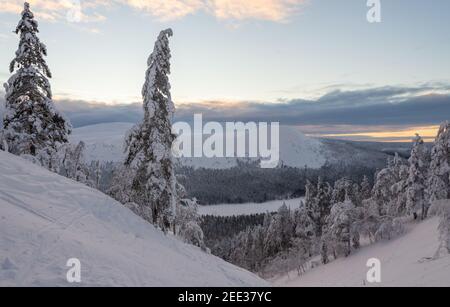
[275,217,450,287]
[0,150,267,287]
[199,198,303,217]
[70,123,132,163]
[71,123,327,169]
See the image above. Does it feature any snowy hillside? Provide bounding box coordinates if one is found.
[70,123,132,163]
[274,217,450,287]
[0,150,267,287]
[71,122,327,169]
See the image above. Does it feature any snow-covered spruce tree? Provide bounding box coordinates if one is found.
[365,154,407,241]
[305,178,333,263]
[250,225,268,272]
[263,204,294,256]
[390,156,409,216]
[331,177,362,207]
[360,175,372,201]
[124,29,176,232]
[406,134,430,219]
[293,203,314,257]
[325,198,362,258]
[3,2,70,160]
[428,122,450,210]
[291,203,314,271]
[372,153,405,216]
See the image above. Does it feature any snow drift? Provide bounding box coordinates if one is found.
[0,150,267,287]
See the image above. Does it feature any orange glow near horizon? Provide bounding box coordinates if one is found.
[319,125,440,143]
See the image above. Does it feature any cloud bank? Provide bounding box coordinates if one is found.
[1,84,448,142]
[2,84,449,128]
[174,85,450,127]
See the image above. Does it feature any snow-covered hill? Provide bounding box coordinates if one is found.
[71,122,402,170]
[0,150,267,287]
[274,217,450,287]
[71,122,327,169]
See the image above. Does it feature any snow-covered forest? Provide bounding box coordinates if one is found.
[1,3,450,287]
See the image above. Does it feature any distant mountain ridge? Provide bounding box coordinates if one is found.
[71,122,410,169]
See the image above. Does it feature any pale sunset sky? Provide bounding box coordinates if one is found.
[1,0,450,142]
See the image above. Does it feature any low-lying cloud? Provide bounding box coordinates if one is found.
[175,85,450,127]
[1,84,449,142]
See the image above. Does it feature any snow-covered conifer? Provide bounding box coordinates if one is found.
[124,29,176,232]
[293,203,314,257]
[305,178,332,263]
[264,204,293,255]
[325,199,361,257]
[372,153,405,216]
[360,175,372,201]
[391,161,409,216]
[3,2,70,158]
[406,134,430,219]
[332,177,361,206]
[428,122,450,208]
[366,154,407,241]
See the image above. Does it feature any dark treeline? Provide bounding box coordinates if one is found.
[201,213,267,247]
[178,161,378,205]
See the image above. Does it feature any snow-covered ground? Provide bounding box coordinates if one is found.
[274,217,450,287]
[70,122,132,163]
[199,198,303,217]
[0,150,267,287]
[71,122,327,169]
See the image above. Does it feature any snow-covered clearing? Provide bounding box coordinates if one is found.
[0,150,267,287]
[199,198,303,217]
[274,217,450,287]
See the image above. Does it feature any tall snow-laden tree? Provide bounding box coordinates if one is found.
[365,154,407,241]
[325,198,361,258]
[428,122,450,208]
[175,198,207,251]
[406,134,430,219]
[372,153,405,217]
[331,177,362,207]
[124,29,176,232]
[263,204,294,256]
[293,203,314,257]
[305,178,333,263]
[360,175,372,201]
[3,2,70,158]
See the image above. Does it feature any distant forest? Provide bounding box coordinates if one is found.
[177,161,378,205]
